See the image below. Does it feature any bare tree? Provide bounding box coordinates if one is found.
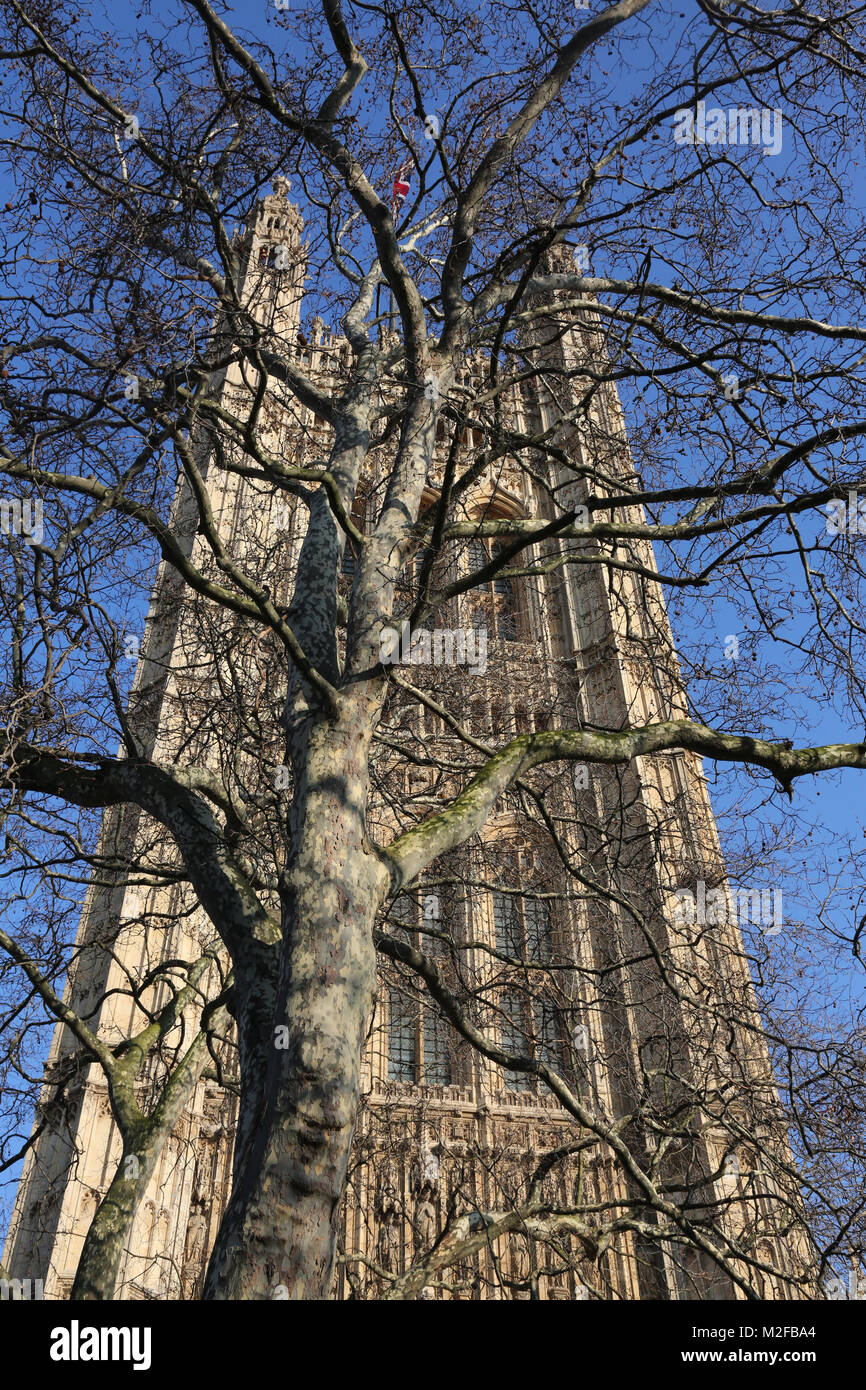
[1,0,866,1300]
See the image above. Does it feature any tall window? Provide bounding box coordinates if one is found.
[524,896,553,964]
[466,537,521,640]
[532,998,562,1071]
[499,992,532,1092]
[387,988,417,1082]
[422,1005,452,1085]
[492,886,553,963]
[398,537,458,630]
[493,890,522,956]
[385,893,456,1086]
[498,991,564,1090]
[492,850,563,1089]
[386,992,453,1086]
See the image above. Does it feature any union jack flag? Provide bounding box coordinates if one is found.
[391,160,412,216]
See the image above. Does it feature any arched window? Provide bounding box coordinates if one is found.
[258,243,289,270]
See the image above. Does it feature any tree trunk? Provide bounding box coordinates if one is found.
[204,702,388,1299]
[71,1130,161,1300]
[72,997,231,1300]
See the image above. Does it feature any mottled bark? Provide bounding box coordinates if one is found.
[72,992,231,1300]
[71,1129,162,1301]
[204,700,389,1299]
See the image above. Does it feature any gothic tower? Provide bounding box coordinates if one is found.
[3,184,809,1300]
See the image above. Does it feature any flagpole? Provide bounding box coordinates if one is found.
[389,158,411,337]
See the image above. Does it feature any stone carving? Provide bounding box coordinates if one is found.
[182,1198,208,1295]
[376,1202,401,1274]
[409,1129,441,1193]
[422,1134,441,1187]
[413,1190,437,1250]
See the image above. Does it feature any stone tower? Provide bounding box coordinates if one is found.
[3,185,809,1300]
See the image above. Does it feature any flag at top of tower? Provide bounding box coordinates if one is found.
[391,160,412,217]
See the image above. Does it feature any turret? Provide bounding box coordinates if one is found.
[236,178,307,341]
